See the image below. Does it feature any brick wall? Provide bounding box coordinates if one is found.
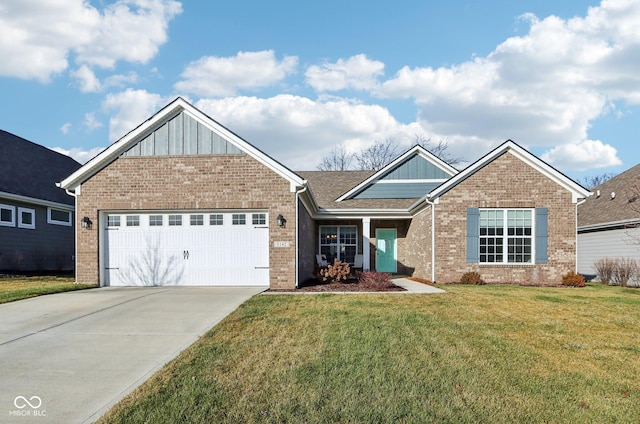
[434,151,576,284]
[402,206,433,280]
[75,154,298,289]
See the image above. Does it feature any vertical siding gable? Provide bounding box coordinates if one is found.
[122,112,245,157]
[383,155,452,180]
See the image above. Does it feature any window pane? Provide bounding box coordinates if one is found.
[169,215,182,226]
[1,208,12,222]
[50,209,71,223]
[190,214,204,226]
[21,211,32,225]
[126,216,140,226]
[252,213,266,225]
[210,214,223,225]
[107,216,120,227]
[149,215,163,226]
[232,214,246,225]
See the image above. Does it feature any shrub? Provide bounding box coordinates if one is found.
[562,271,585,287]
[611,258,638,287]
[460,271,484,285]
[594,258,639,287]
[356,271,393,289]
[319,259,350,282]
[594,258,616,285]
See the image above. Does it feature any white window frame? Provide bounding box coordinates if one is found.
[232,214,246,225]
[479,208,535,265]
[190,214,204,226]
[149,215,163,226]
[47,207,72,226]
[210,214,223,226]
[126,215,140,227]
[18,207,35,229]
[0,204,15,227]
[319,225,358,265]
[252,213,266,225]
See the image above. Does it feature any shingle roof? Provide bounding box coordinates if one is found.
[0,130,81,206]
[297,170,420,210]
[578,163,640,228]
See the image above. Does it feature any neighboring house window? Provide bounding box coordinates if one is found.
[107,215,121,227]
[18,207,35,229]
[252,213,266,225]
[126,215,140,227]
[190,214,204,226]
[149,215,163,226]
[210,214,223,225]
[467,208,548,264]
[232,214,246,225]
[169,215,182,226]
[319,225,358,264]
[0,204,15,227]
[48,207,72,226]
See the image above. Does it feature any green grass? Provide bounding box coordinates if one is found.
[0,276,97,303]
[99,283,640,423]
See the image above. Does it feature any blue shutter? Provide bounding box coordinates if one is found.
[535,208,548,264]
[466,208,480,263]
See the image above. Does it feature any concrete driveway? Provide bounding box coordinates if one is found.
[0,286,263,424]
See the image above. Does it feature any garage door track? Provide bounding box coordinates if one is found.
[0,286,263,423]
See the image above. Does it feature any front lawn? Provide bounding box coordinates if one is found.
[99,283,640,423]
[0,276,97,304]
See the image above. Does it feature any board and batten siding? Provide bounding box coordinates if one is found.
[578,227,640,276]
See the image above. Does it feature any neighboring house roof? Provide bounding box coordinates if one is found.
[59,97,305,191]
[578,163,640,230]
[427,140,591,203]
[0,130,80,207]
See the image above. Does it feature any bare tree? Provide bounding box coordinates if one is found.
[578,172,616,189]
[317,145,353,171]
[415,135,463,166]
[354,138,400,171]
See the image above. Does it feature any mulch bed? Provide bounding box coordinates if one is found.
[268,277,406,292]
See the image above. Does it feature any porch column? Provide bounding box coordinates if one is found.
[362,217,371,271]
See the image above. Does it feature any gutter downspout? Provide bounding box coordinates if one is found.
[425,197,436,283]
[295,183,308,289]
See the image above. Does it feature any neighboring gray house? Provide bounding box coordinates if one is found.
[0,130,81,272]
[577,164,640,278]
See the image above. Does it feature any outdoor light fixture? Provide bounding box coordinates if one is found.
[276,214,287,228]
[81,216,92,229]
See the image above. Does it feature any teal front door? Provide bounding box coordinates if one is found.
[376,229,397,273]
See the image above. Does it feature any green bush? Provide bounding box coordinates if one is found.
[562,271,585,287]
[460,271,484,285]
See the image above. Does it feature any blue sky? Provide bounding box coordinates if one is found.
[1,0,639,181]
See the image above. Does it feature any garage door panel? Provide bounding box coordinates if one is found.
[103,211,269,286]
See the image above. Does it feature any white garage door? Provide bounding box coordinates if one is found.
[103,211,269,286]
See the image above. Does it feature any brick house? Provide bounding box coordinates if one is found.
[59,98,590,288]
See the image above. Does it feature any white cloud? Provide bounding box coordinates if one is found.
[102,89,168,141]
[541,140,622,171]
[174,50,298,97]
[0,0,181,82]
[60,123,72,135]
[374,0,640,170]
[195,95,425,170]
[305,54,385,92]
[51,146,106,164]
[71,65,102,93]
[83,113,103,132]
